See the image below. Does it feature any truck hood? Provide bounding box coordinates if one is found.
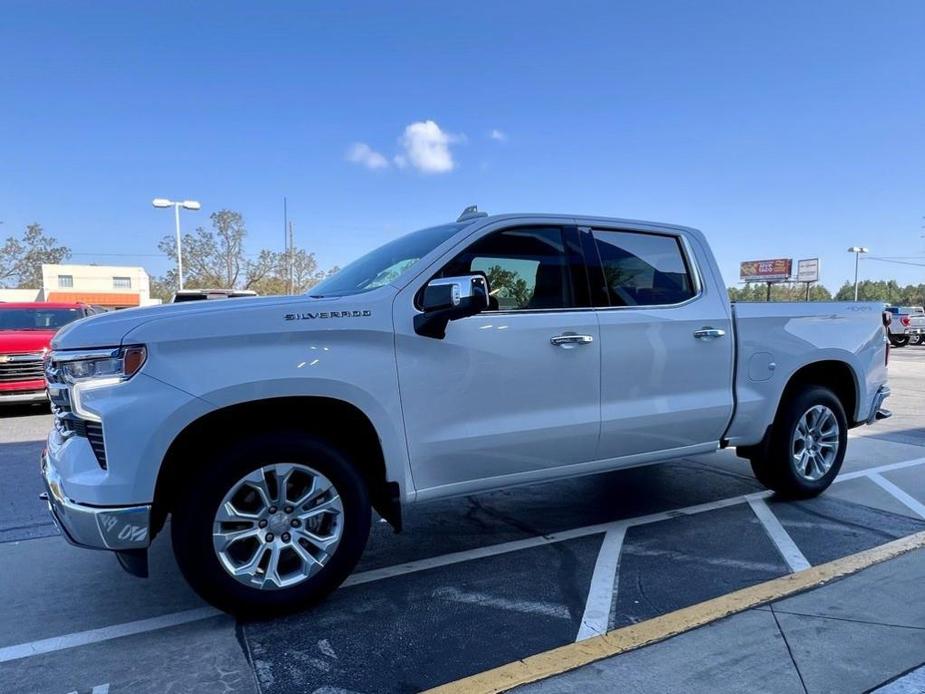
[51,292,385,350]
[0,330,56,353]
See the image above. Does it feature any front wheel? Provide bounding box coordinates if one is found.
[750,386,847,498]
[171,432,371,616]
[890,335,910,347]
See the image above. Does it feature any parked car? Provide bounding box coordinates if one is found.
[171,289,258,303]
[885,306,925,347]
[41,210,891,614]
[0,302,100,404]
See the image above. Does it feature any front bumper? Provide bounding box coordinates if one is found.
[866,385,892,425]
[41,449,151,551]
[0,389,47,404]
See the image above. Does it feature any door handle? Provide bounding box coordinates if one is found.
[693,328,726,339]
[550,334,594,346]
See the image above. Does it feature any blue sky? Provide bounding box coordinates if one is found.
[1,1,924,289]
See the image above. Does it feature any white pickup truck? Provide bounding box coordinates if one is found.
[41,209,892,614]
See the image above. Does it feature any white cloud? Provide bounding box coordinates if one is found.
[346,142,389,170]
[489,128,507,142]
[398,120,458,174]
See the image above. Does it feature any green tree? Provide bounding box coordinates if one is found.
[728,282,832,302]
[485,265,531,308]
[154,209,338,298]
[0,223,71,288]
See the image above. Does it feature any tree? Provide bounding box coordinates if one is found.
[0,223,71,288]
[157,210,248,289]
[153,208,338,299]
[485,265,531,308]
[728,282,832,302]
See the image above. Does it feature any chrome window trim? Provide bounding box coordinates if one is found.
[583,226,705,312]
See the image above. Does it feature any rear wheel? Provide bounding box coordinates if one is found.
[171,432,371,616]
[749,386,847,498]
[890,335,910,347]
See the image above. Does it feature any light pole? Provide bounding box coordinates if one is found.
[153,198,201,290]
[847,246,869,301]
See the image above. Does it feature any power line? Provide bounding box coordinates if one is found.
[863,256,925,268]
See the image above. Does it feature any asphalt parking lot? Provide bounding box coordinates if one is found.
[1,347,924,694]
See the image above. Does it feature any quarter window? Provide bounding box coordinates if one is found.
[438,227,574,310]
[591,230,695,307]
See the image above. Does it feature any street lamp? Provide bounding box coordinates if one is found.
[847,246,869,301]
[152,198,201,290]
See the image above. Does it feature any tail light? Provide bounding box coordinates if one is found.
[901,315,911,327]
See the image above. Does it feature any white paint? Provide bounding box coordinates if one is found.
[432,587,571,620]
[0,607,221,664]
[747,497,812,572]
[318,638,337,660]
[576,526,626,641]
[5,456,923,664]
[836,457,925,482]
[92,686,111,694]
[871,664,925,693]
[868,473,925,519]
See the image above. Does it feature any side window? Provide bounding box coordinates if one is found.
[591,230,696,307]
[438,227,574,310]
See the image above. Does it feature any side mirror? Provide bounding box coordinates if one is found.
[414,275,490,339]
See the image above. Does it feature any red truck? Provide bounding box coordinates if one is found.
[0,302,100,404]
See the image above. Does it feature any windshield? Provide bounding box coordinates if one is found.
[0,308,84,331]
[310,223,465,297]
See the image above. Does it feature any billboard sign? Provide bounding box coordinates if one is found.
[739,258,792,282]
[796,258,820,283]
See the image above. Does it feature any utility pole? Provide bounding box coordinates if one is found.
[289,221,294,294]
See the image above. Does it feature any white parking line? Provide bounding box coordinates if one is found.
[3,456,924,664]
[868,473,925,519]
[837,457,925,482]
[746,497,812,572]
[0,607,222,664]
[575,526,626,641]
[871,664,925,693]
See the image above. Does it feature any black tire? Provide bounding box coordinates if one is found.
[890,335,910,347]
[171,431,371,617]
[749,386,847,498]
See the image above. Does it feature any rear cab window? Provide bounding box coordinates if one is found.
[585,229,697,307]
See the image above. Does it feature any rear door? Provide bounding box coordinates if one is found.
[583,226,735,460]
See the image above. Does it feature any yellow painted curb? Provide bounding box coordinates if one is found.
[425,530,925,694]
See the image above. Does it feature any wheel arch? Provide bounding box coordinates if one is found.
[736,359,860,462]
[778,360,859,428]
[150,396,402,539]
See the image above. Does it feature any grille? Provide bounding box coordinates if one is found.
[84,422,107,469]
[0,353,44,383]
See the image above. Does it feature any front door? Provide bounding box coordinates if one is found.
[393,225,602,495]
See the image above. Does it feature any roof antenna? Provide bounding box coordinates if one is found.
[456,205,487,223]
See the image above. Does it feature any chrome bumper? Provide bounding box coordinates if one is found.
[41,450,151,551]
[866,385,892,425]
[0,390,47,404]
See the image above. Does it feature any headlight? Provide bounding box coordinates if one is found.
[56,346,147,385]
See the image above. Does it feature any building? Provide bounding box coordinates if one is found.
[39,263,159,309]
